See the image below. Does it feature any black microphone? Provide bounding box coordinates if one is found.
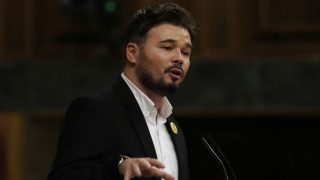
[201,133,238,180]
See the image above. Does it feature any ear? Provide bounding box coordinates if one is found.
[126,42,139,64]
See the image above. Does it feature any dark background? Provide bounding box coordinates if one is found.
[1,0,320,180]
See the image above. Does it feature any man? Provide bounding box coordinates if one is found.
[48,3,196,180]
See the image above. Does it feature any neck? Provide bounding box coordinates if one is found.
[123,70,164,109]
[147,92,163,110]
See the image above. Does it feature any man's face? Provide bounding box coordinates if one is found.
[135,23,192,96]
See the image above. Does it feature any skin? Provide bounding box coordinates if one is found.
[120,23,192,180]
[124,23,192,108]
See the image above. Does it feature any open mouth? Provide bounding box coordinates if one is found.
[169,68,184,80]
[164,64,185,81]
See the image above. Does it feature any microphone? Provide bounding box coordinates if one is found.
[201,133,238,180]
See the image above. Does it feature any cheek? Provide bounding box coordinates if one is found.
[144,49,166,68]
[183,61,190,74]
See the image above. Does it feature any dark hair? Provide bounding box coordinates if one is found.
[125,3,197,45]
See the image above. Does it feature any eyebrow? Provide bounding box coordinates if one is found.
[159,39,193,49]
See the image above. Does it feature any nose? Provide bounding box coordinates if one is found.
[172,50,184,65]
[173,58,183,65]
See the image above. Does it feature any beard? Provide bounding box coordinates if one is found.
[135,52,183,96]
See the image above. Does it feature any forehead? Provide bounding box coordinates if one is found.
[145,23,192,45]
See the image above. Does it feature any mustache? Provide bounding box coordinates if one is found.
[164,64,184,76]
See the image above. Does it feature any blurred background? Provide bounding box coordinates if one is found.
[1,0,320,179]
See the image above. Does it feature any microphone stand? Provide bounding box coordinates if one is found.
[201,134,238,180]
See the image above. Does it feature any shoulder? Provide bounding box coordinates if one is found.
[67,87,116,113]
[67,76,132,114]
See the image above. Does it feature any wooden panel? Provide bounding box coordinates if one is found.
[193,0,227,57]
[33,0,58,57]
[0,0,5,57]
[1,0,320,60]
[24,0,34,58]
[260,0,320,32]
[5,0,26,53]
[195,0,320,58]
[0,113,24,180]
[225,0,320,57]
[43,0,136,59]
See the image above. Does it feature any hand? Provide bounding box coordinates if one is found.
[119,157,175,180]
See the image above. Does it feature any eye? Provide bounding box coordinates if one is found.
[162,46,172,50]
[182,50,191,57]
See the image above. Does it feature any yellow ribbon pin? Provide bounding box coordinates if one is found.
[170,122,178,135]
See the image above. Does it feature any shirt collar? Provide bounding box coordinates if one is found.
[121,73,173,121]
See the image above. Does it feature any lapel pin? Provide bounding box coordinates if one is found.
[170,122,178,135]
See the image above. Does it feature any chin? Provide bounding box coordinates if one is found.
[173,78,184,85]
[165,80,180,87]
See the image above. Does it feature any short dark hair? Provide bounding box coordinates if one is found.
[125,3,197,45]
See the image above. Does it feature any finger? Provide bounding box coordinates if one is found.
[145,158,165,169]
[136,158,152,170]
[123,171,132,180]
[132,163,142,177]
[150,167,175,180]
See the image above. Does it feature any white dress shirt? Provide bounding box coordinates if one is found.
[121,73,179,180]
